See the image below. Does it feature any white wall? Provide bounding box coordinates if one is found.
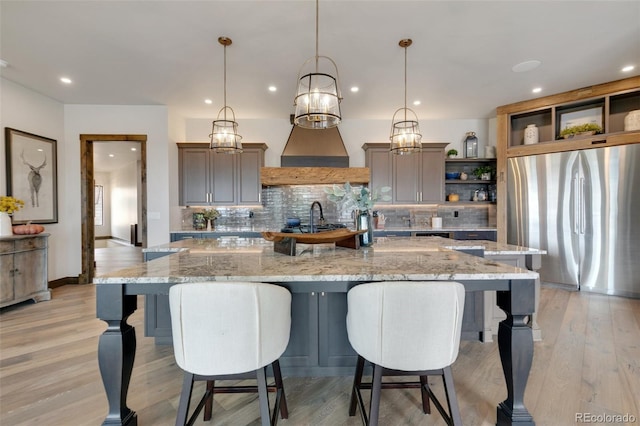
[182,117,494,169]
[64,105,171,268]
[0,78,65,280]
[110,162,138,241]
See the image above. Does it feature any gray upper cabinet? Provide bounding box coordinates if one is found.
[363,142,446,204]
[363,145,393,205]
[178,143,267,206]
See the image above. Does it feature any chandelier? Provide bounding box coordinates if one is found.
[293,0,342,129]
[390,39,422,155]
[210,36,243,153]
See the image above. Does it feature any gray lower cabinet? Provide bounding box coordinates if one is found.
[0,234,51,308]
[453,230,497,241]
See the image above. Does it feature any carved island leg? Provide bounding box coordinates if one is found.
[496,279,535,426]
[97,284,138,426]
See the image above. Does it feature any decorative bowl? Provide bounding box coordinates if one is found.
[445,172,461,180]
[286,217,301,227]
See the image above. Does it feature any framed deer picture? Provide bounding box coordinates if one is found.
[5,128,58,224]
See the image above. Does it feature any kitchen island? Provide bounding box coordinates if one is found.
[145,236,545,343]
[95,236,538,426]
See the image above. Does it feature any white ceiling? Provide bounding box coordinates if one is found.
[1,0,639,123]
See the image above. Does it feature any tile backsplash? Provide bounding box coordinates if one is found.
[179,185,496,230]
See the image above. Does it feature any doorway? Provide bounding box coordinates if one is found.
[80,134,147,284]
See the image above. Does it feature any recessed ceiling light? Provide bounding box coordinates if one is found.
[108,154,115,158]
[350,86,359,93]
[532,87,542,93]
[204,99,213,104]
[0,59,8,68]
[60,77,72,84]
[512,60,542,73]
[413,100,421,106]
[130,147,137,151]
[622,65,635,72]
[268,86,277,92]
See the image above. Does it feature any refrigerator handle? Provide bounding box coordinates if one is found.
[573,174,579,234]
[580,177,586,234]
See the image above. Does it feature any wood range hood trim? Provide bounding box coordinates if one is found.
[261,167,370,186]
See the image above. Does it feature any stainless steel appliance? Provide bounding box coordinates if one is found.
[507,143,640,297]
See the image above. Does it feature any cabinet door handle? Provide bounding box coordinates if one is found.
[311,292,315,296]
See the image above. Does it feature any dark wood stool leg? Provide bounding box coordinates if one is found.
[256,367,272,426]
[442,366,463,426]
[349,355,366,416]
[369,364,383,426]
[419,375,431,414]
[175,373,195,426]
[272,360,289,419]
[203,380,215,421]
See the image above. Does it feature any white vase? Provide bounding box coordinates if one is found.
[524,124,539,145]
[624,110,640,131]
[0,212,13,237]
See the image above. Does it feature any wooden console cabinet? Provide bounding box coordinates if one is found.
[0,234,50,308]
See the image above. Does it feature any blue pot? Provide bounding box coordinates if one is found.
[286,217,301,227]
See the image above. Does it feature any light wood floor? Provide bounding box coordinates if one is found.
[94,239,143,276]
[1,284,638,425]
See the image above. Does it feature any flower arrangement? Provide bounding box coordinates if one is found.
[0,196,25,214]
[324,182,391,211]
[202,208,220,221]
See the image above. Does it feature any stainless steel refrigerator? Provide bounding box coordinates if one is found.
[507,143,640,298]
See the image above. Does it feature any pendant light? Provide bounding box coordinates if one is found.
[293,0,342,129]
[390,39,422,155]
[210,36,243,154]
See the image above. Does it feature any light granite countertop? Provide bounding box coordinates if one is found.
[145,235,545,256]
[99,236,539,284]
[170,226,498,234]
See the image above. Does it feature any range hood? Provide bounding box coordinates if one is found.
[261,124,369,186]
[281,125,349,167]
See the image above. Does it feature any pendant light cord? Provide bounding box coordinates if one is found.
[315,0,319,72]
[404,44,407,121]
[223,43,227,121]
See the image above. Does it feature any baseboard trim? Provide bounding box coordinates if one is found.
[48,276,80,289]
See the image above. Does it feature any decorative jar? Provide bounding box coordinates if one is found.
[524,124,539,145]
[0,212,13,237]
[624,110,640,131]
[355,209,374,247]
[464,132,478,158]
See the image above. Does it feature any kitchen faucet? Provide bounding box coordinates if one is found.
[309,201,325,233]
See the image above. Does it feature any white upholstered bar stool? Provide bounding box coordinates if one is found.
[346,281,465,426]
[169,282,291,426]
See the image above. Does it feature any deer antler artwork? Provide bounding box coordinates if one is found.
[21,150,47,208]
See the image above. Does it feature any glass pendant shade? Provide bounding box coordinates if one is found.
[292,0,342,129]
[294,58,342,129]
[389,38,421,155]
[390,108,422,154]
[210,106,243,153]
[210,36,242,154]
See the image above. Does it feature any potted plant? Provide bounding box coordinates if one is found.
[446,149,458,158]
[202,208,220,231]
[559,123,602,139]
[472,165,495,181]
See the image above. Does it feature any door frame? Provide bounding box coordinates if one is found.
[80,134,147,284]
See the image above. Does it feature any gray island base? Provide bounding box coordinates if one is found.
[95,236,539,426]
